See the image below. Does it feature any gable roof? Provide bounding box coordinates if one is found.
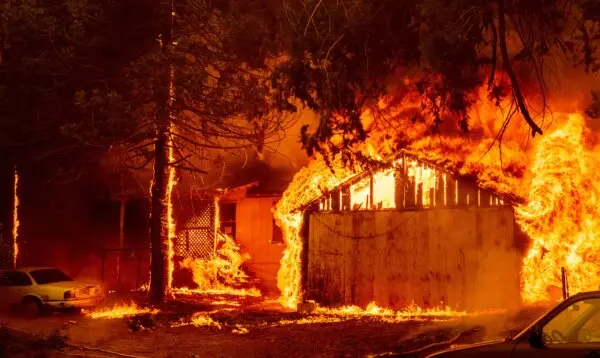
[298,149,519,212]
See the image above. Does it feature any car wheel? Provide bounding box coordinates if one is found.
[21,297,42,318]
[68,307,82,315]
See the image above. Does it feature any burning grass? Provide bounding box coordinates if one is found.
[168,300,503,336]
[86,302,159,320]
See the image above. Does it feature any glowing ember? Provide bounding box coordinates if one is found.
[12,166,19,268]
[517,113,600,303]
[87,303,159,319]
[172,311,223,329]
[211,300,242,306]
[231,325,249,334]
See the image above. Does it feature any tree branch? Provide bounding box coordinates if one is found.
[497,0,543,137]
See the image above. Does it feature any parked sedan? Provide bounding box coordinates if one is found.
[0,267,104,316]
[428,290,600,357]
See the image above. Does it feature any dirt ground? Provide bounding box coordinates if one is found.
[0,293,547,358]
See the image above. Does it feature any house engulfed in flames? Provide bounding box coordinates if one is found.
[297,151,526,312]
[173,181,285,294]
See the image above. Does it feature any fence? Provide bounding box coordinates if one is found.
[101,247,150,292]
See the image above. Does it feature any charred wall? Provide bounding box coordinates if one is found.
[307,207,521,312]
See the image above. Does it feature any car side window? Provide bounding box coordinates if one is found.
[0,272,32,286]
[0,273,9,286]
[543,298,600,344]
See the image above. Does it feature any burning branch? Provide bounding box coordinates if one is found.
[497,0,543,137]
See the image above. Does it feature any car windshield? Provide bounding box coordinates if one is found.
[29,269,73,284]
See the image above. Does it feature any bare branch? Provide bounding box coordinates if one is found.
[497,0,543,137]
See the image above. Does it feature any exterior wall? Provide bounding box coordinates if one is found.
[236,196,284,294]
[307,207,521,312]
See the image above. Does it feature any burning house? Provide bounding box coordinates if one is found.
[171,161,292,295]
[287,151,526,312]
[173,181,285,294]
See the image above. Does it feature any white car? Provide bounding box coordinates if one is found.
[0,267,104,316]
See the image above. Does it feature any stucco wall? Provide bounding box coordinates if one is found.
[307,207,521,311]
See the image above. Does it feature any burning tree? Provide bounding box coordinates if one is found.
[269,1,600,308]
[271,0,600,162]
[74,0,292,304]
[1,0,290,303]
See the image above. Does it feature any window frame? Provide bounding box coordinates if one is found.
[542,297,600,344]
[271,200,284,244]
[0,271,33,287]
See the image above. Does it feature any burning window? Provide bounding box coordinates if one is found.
[219,202,236,240]
[350,176,371,210]
[312,153,508,214]
[372,168,395,209]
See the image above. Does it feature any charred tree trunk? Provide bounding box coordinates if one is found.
[0,154,15,269]
[149,0,174,305]
[149,132,170,304]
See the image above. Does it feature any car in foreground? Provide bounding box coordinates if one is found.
[0,267,104,316]
[428,290,600,357]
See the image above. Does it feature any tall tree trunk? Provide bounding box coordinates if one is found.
[148,0,174,305]
[0,153,16,269]
[149,130,169,304]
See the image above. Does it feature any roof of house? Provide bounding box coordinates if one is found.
[297,149,519,212]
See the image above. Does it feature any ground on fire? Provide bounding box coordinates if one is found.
[0,290,549,358]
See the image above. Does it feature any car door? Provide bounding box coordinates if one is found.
[512,297,600,358]
[2,271,33,306]
[0,272,9,308]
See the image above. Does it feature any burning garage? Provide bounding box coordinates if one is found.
[275,151,527,312]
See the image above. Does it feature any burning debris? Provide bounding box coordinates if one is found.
[168,300,500,337]
[172,311,224,330]
[86,302,159,320]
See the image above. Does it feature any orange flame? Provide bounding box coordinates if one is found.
[274,159,357,308]
[87,302,159,319]
[166,128,176,293]
[176,199,261,298]
[172,311,224,329]
[12,166,19,268]
[517,113,600,302]
[274,81,600,310]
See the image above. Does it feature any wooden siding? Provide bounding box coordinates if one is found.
[236,196,284,294]
[307,207,521,311]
